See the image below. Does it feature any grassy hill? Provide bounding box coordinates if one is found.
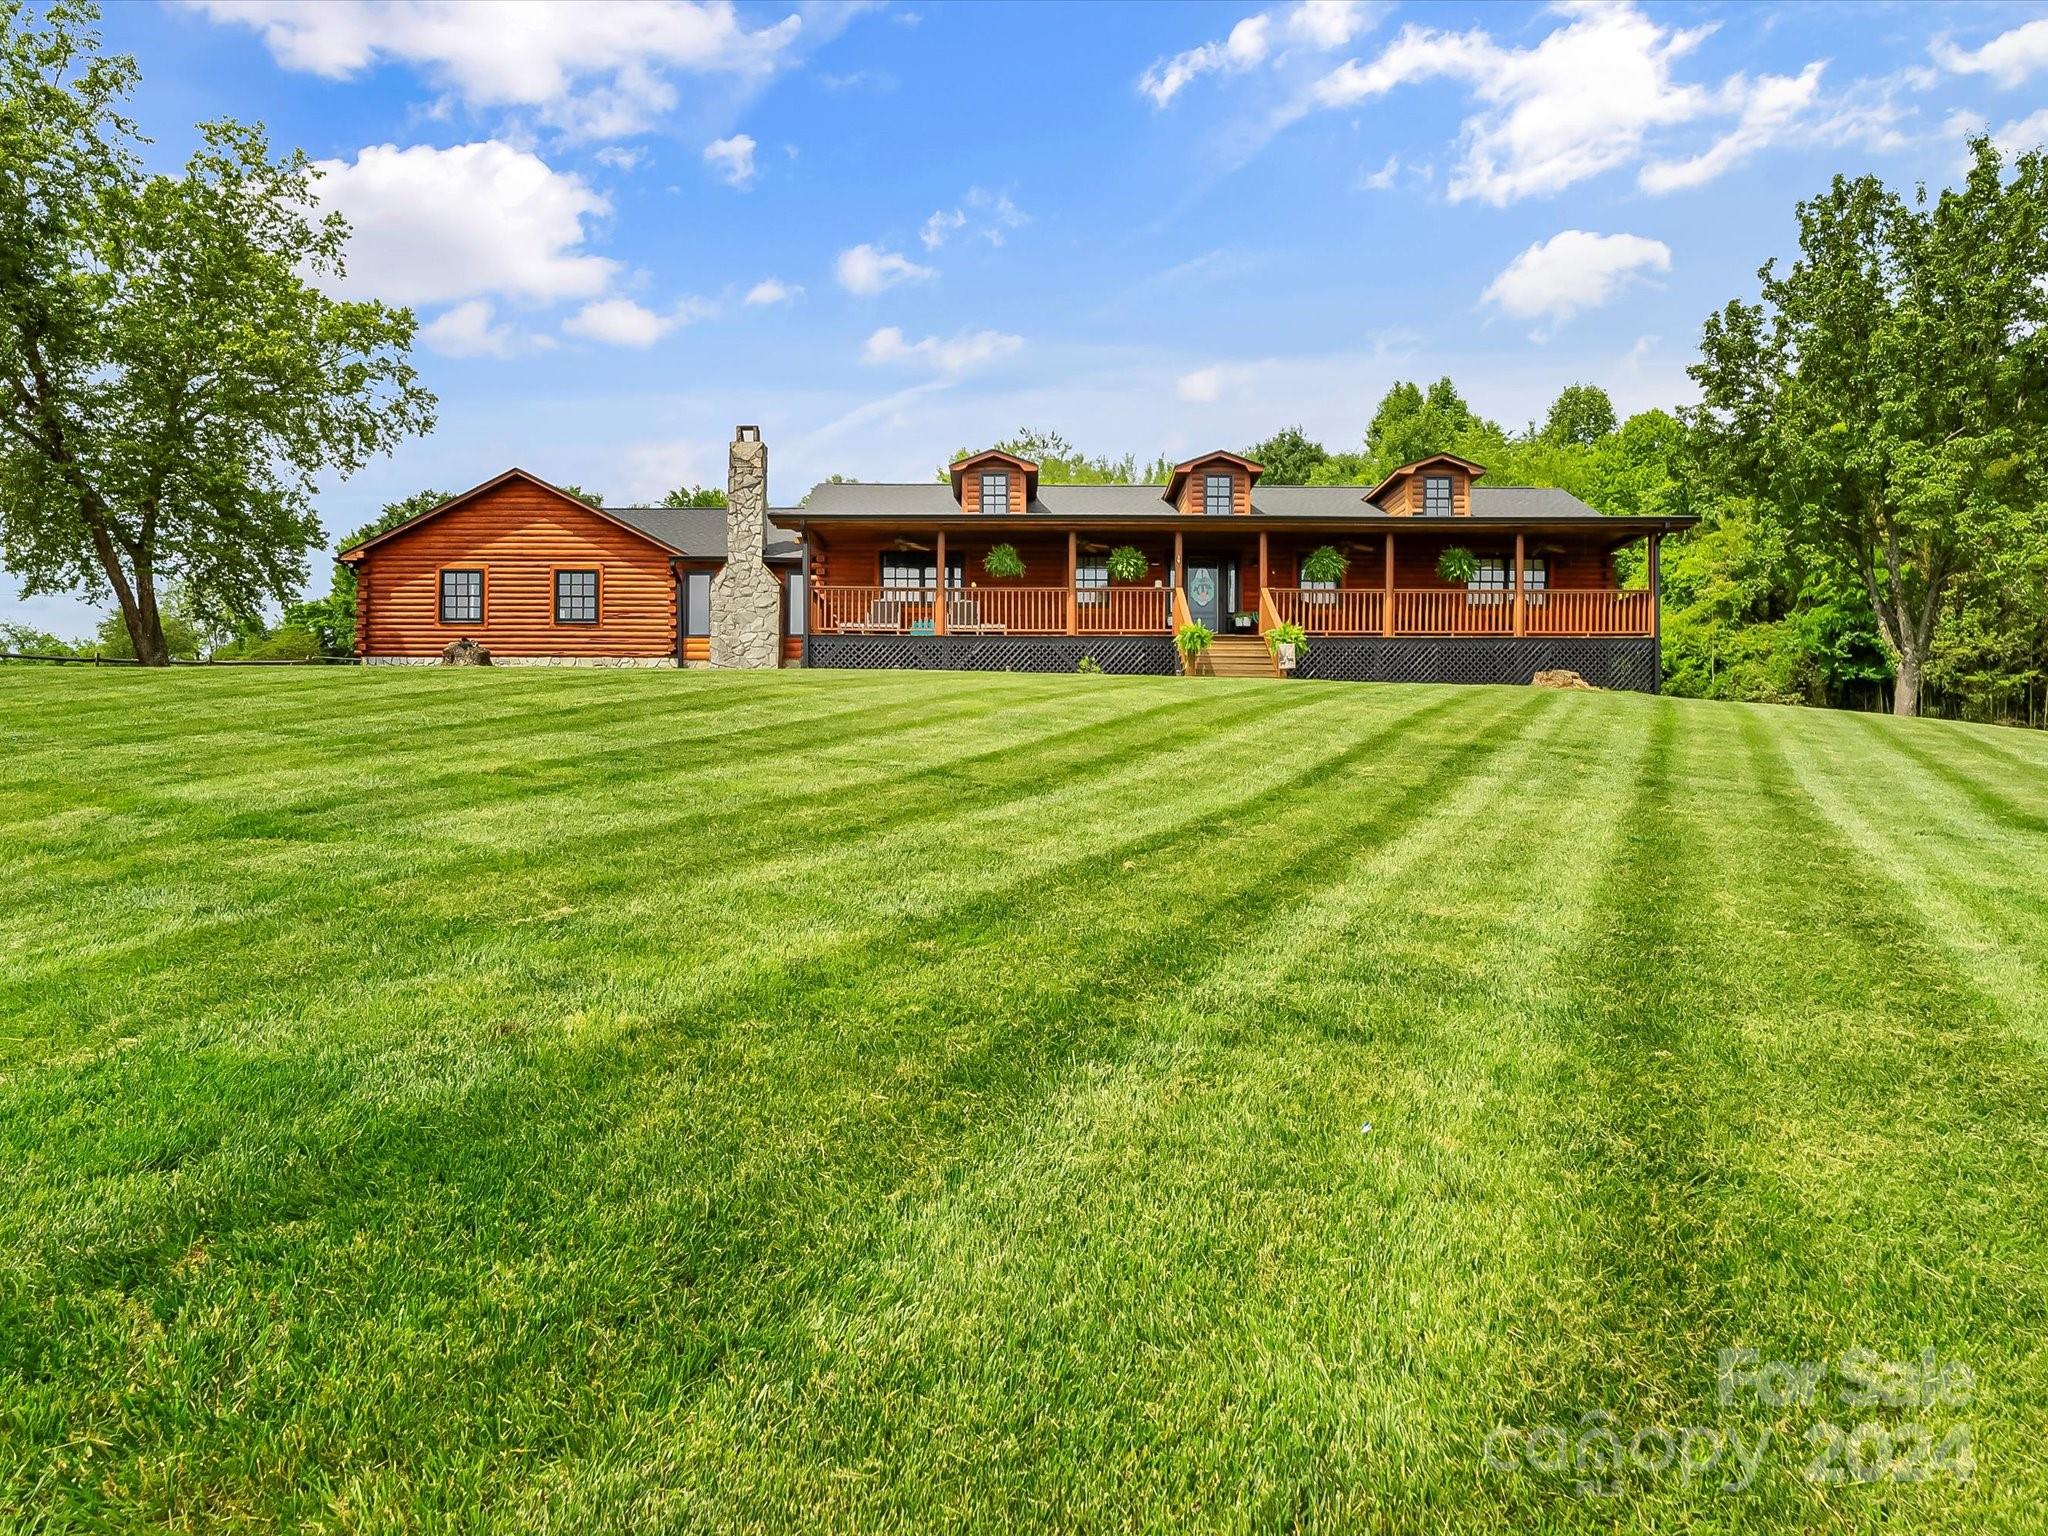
[2,667,2043,1532]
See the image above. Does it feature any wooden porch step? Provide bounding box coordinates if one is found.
[1192,637,1277,678]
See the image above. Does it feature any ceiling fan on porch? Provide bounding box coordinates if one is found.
[885,535,934,552]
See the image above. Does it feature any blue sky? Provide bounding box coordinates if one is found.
[8,0,2048,636]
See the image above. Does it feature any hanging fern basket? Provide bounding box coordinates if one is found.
[1300,545,1348,585]
[983,542,1026,580]
[1437,546,1478,584]
[1105,545,1148,583]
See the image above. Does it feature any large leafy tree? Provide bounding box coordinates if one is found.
[944,429,1144,485]
[0,1,435,664]
[1688,137,2048,715]
[661,483,727,508]
[1241,426,1328,484]
[1541,383,1617,446]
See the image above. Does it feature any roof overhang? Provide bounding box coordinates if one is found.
[337,467,688,562]
[779,511,1697,537]
[1163,451,1265,507]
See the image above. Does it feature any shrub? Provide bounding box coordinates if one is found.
[1437,546,1478,584]
[1075,654,1104,675]
[1176,621,1213,656]
[1300,545,1347,585]
[1106,546,1148,583]
[1264,621,1310,660]
[983,543,1026,580]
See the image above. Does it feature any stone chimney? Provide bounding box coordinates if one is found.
[709,424,782,668]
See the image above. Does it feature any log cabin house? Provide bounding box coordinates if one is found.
[341,427,1696,690]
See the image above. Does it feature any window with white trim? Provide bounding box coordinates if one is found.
[1075,558,1109,605]
[1204,473,1233,516]
[440,569,482,623]
[880,551,963,590]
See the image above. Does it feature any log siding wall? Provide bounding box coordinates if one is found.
[353,481,678,658]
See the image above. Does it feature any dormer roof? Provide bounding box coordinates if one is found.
[1161,450,1264,507]
[1363,453,1488,508]
[948,450,1039,505]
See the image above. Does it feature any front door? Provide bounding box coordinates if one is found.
[1185,561,1224,629]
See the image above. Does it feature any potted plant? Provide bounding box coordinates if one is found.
[1301,545,1348,585]
[1437,546,1478,584]
[983,543,1025,580]
[1176,620,1213,670]
[1264,620,1309,669]
[1106,545,1147,583]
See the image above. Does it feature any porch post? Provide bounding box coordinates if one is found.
[1382,532,1395,637]
[1257,530,1268,619]
[934,528,948,635]
[1173,527,1184,615]
[1066,529,1077,635]
[799,528,812,666]
[1648,531,1662,642]
[1513,531,1526,638]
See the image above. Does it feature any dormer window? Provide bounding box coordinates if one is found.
[980,471,1010,513]
[1423,475,1453,516]
[1204,473,1233,516]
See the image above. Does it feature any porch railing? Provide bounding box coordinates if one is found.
[1076,586,1169,633]
[1526,588,1654,636]
[809,583,1171,636]
[807,583,1655,639]
[1267,587,1385,634]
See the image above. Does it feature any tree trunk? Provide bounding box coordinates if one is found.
[116,569,170,666]
[1892,646,1921,718]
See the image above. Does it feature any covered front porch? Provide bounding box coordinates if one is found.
[802,521,1665,641]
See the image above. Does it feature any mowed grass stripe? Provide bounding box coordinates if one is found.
[1771,709,2048,1046]
[1505,701,2046,1528]
[1,670,2043,1534]
[606,695,1653,1532]
[0,678,1344,1069]
[0,676,1307,1035]
[4,684,1540,1531]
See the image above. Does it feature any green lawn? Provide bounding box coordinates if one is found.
[2,667,2044,1533]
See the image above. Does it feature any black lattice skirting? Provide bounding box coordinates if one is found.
[1293,637,1660,692]
[805,635,1181,675]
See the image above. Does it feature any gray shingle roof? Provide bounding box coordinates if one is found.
[790,481,1605,519]
[603,504,804,561]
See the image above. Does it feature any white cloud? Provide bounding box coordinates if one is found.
[312,141,616,305]
[920,188,1029,249]
[920,208,965,249]
[562,296,714,347]
[743,277,802,306]
[1177,366,1225,403]
[1358,153,1399,190]
[420,299,529,358]
[836,243,936,295]
[1639,62,1825,194]
[861,326,1021,374]
[1140,13,1273,106]
[703,133,757,187]
[1309,5,1729,204]
[594,145,643,172]
[1994,107,2048,157]
[189,0,803,138]
[1935,20,2048,90]
[1286,0,1376,51]
[1481,231,1672,331]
